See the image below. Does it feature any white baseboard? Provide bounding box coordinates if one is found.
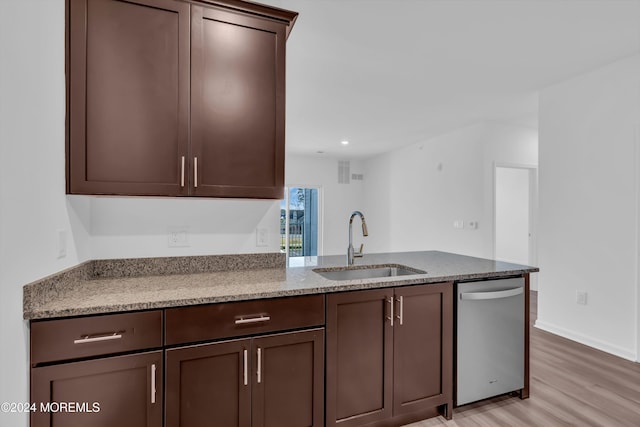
[534,320,637,362]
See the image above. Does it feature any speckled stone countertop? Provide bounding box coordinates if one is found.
[23,251,538,320]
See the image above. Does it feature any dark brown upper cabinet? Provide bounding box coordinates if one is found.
[67,0,297,198]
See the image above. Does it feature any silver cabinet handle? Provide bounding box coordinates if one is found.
[386,297,394,327]
[194,157,198,188]
[73,332,123,344]
[243,349,248,386]
[396,296,404,325]
[256,347,262,384]
[460,287,523,301]
[180,156,185,187]
[151,363,157,404]
[235,315,271,325]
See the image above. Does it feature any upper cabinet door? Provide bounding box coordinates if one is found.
[190,5,286,199]
[68,0,190,196]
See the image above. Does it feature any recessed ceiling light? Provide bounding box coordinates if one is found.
[341,140,349,146]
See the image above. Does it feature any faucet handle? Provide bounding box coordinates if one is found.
[354,243,365,257]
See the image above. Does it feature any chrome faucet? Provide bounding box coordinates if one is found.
[347,211,368,265]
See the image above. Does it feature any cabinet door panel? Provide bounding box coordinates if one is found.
[252,329,324,427]
[191,5,285,198]
[31,351,162,427]
[69,0,189,195]
[326,289,393,427]
[165,339,251,427]
[393,283,453,416]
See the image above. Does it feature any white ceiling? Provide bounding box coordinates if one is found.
[264,0,640,158]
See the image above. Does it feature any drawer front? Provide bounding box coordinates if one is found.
[165,295,325,345]
[31,310,162,365]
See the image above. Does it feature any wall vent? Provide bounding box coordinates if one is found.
[338,160,350,184]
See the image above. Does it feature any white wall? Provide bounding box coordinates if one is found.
[89,197,280,259]
[537,54,640,361]
[285,154,366,256]
[363,122,538,259]
[0,1,89,425]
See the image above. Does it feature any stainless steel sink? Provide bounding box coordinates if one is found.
[313,264,426,281]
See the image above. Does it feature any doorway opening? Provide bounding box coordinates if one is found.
[280,187,321,258]
[494,164,538,288]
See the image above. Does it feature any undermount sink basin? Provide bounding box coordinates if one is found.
[313,264,426,281]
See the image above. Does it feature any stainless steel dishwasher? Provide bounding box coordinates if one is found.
[456,277,524,406]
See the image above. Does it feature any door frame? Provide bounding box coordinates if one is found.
[492,163,538,271]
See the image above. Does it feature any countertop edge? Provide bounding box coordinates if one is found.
[24,262,538,320]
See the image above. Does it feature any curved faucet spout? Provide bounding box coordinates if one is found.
[348,211,369,265]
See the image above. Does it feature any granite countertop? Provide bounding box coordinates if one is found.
[23,251,539,320]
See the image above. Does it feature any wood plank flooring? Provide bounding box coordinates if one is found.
[406,291,640,427]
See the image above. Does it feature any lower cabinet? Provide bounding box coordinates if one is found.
[165,328,324,427]
[326,283,453,427]
[30,351,163,427]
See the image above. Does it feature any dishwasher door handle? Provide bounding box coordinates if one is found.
[460,287,523,301]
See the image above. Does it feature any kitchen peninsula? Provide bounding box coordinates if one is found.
[24,251,537,427]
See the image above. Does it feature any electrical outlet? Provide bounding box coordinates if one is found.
[453,220,464,229]
[576,290,588,305]
[256,228,269,247]
[168,227,189,248]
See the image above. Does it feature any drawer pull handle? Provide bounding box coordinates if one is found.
[243,349,248,386]
[151,363,157,404]
[194,157,198,188]
[180,156,185,187]
[235,315,271,325]
[386,297,394,327]
[257,347,262,384]
[73,332,123,344]
[396,296,404,325]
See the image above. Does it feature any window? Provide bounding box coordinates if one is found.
[280,187,320,257]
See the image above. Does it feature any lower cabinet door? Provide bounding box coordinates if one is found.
[326,289,394,427]
[393,283,453,416]
[166,329,324,427]
[252,329,324,427]
[30,350,162,427]
[165,338,251,427]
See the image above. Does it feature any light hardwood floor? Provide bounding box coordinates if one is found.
[407,291,640,427]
